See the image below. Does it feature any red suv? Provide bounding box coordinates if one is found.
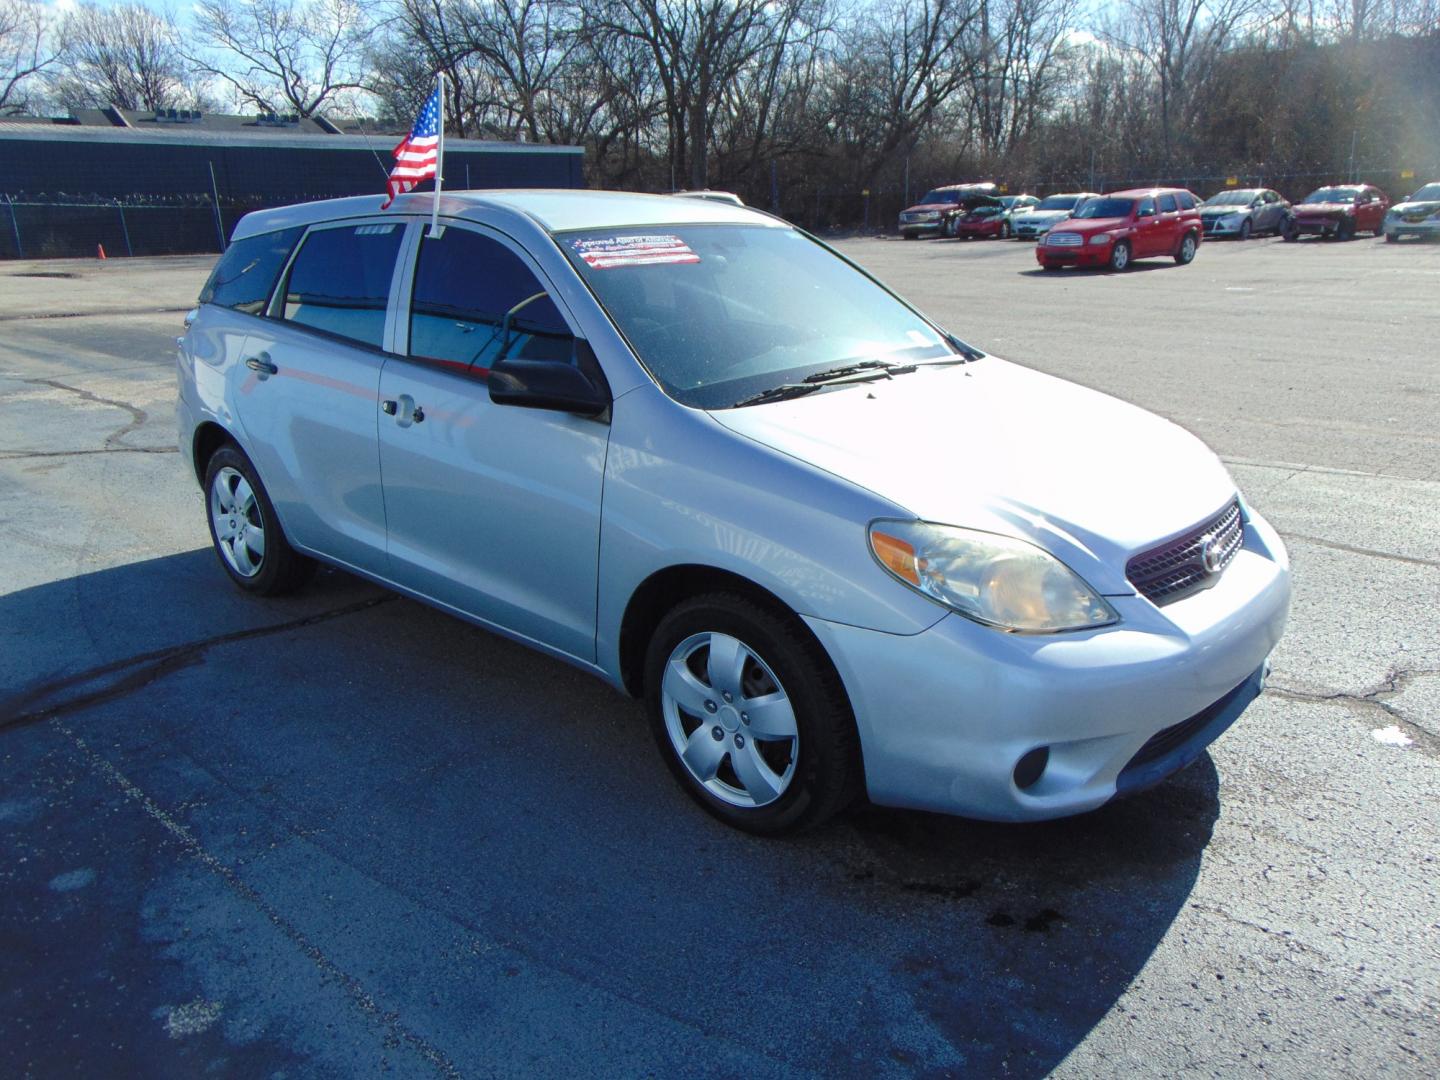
[1283,184,1389,241]
[1036,188,1203,271]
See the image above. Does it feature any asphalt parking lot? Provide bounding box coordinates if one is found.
[2,232,1437,1078]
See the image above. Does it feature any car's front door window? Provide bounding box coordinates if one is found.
[407,228,573,377]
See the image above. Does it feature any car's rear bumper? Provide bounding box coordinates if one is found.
[804,506,1291,822]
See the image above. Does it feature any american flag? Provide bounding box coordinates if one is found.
[382,85,442,209]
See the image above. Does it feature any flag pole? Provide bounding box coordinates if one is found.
[430,73,446,237]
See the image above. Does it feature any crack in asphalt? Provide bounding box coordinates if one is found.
[0,596,396,735]
[0,306,193,323]
[48,715,463,1080]
[1264,667,1440,752]
[1277,532,1440,570]
[0,446,175,460]
[26,377,150,451]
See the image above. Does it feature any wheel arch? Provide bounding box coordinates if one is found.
[618,563,828,699]
[191,420,239,485]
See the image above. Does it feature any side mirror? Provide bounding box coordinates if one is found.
[488,339,611,418]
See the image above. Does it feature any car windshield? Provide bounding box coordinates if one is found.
[1302,188,1358,204]
[562,225,955,409]
[1407,183,1440,202]
[1036,195,1081,211]
[918,190,961,205]
[1204,191,1255,206]
[1072,198,1135,219]
[969,205,1003,217]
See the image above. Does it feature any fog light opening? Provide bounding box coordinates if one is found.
[1013,747,1050,791]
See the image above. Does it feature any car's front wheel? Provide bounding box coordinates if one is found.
[1281,220,1297,241]
[204,446,313,595]
[1108,240,1131,271]
[1174,232,1198,264]
[1239,219,1253,240]
[644,592,860,834]
[1336,218,1354,241]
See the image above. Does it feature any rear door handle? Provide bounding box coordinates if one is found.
[245,354,278,376]
[381,399,398,415]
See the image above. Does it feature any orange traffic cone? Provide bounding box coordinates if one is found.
[96,244,107,260]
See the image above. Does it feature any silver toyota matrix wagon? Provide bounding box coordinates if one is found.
[177,190,1291,834]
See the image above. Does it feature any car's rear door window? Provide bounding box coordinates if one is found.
[199,227,303,314]
[1159,194,1178,213]
[406,228,572,378]
[280,223,405,350]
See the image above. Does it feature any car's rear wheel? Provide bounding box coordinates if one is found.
[1108,241,1131,271]
[644,592,860,834]
[204,446,313,595]
[1174,232,1197,264]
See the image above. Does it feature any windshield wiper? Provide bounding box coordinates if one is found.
[732,382,826,408]
[801,358,916,383]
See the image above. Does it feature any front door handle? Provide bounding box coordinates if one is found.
[245,354,278,376]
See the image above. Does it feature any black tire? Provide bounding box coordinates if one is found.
[1336,218,1354,241]
[1281,220,1297,242]
[902,233,918,241]
[1108,240,1132,271]
[1385,231,1397,243]
[1041,262,1061,271]
[1174,231,1198,265]
[1239,218,1252,241]
[203,445,313,596]
[643,592,862,835]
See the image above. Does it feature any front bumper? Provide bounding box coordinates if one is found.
[1202,216,1245,236]
[1384,219,1440,240]
[1036,243,1110,268]
[804,507,1291,822]
[1291,217,1348,236]
[1013,222,1053,239]
[899,220,943,237]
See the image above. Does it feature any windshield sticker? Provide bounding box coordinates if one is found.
[574,235,700,270]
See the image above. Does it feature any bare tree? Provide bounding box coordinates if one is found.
[970,0,1080,158]
[825,0,985,188]
[51,2,190,112]
[189,0,375,116]
[0,0,59,115]
[1099,0,1265,164]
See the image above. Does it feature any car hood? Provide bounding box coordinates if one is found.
[1393,199,1440,217]
[709,359,1236,594]
[1049,217,1128,235]
[1199,205,1251,216]
[1294,202,1353,216]
[1015,210,1072,223]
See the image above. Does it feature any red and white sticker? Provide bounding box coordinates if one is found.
[574,234,700,270]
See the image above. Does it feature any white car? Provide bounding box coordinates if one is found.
[1011,192,1100,239]
[177,190,1290,834]
[1383,182,1440,242]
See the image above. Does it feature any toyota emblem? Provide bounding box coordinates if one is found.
[1200,534,1224,574]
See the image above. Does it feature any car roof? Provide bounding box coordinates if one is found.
[231,188,774,242]
[1106,187,1189,198]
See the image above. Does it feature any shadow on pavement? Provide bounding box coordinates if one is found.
[1,552,1221,1077]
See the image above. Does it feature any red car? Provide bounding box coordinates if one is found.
[898,183,998,238]
[1283,184,1389,241]
[955,203,1009,239]
[1035,188,1203,272]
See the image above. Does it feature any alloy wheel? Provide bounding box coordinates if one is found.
[209,466,266,577]
[660,631,798,808]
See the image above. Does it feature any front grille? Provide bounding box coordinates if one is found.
[1126,498,1244,604]
[1046,231,1082,246]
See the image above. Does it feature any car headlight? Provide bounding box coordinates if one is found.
[1088,233,1113,245]
[868,521,1119,633]
[1223,213,1245,224]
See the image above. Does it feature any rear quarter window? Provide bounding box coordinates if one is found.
[198,226,303,314]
